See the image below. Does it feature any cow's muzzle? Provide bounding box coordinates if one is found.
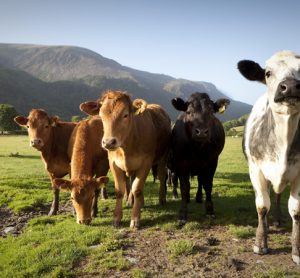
[30,138,44,149]
[102,137,118,150]
[274,79,300,103]
[77,218,91,225]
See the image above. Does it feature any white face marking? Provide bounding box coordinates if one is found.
[265,51,300,111]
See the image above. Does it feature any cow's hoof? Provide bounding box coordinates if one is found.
[292,255,300,265]
[48,209,57,216]
[159,199,167,205]
[172,195,178,200]
[113,219,121,228]
[207,213,216,219]
[130,220,140,229]
[178,219,187,226]
[253,245,268,255]
[273,220,281,227]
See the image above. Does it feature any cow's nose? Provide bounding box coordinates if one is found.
[30,138,43,147]
[195,128,209,138]
[102,138,117,150]
[277,79,300,95]
[78,218,91,225]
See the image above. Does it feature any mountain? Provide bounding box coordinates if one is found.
[0,43,252,121]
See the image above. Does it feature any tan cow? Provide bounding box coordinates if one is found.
[53,116,109,224]
[14,109,76,215]
[80,90,171,228]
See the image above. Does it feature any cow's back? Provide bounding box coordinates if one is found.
[69,117,108,178]
[44,121,76,176]
[147,104,171,161]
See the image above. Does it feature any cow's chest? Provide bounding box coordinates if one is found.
[111,149,152,175]
[259,154,300,191]
[44,157,70,177]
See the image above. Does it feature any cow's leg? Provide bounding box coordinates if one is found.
[179,174,190,224]
[196,175,203,203]
[289,179,300,265]
[172,172,179,199]
[100,187,108,200]
[157,160,167,205]
[203,162,218,216]
[130,165,151,229]
[273,193,282,227]
[125,176,133,206]
[48,174,59,216]
[93,161,110,216]
[250,164,270,255]
[110,162,126,227]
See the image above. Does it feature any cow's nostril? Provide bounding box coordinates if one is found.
[195,129,200,135]
[111,138,116,145]
[280,84,287,93]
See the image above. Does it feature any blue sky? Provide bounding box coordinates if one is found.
[0,0,300,104]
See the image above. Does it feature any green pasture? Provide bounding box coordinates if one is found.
[0,136,292,277]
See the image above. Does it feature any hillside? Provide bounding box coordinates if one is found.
[0,43,252,120]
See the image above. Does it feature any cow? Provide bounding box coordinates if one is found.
[52,116,109,224]
[238,51,300,264]
[168,92,230,224]
[14,109,76,215]
[80,90,171,228]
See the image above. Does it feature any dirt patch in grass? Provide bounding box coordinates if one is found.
[76,225,300,278]
[0,202,73,237]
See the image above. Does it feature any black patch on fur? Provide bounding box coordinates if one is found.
[248,108,276,160]
[288,119,300,163]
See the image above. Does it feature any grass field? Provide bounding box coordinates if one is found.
[0,135,297,277]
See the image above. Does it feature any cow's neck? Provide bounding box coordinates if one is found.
[272,109,300,156]
[39,131,55,162]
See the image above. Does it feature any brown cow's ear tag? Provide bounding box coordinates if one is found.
[50,116,59,127]
[218,105,226,114]
[133,99,147,115]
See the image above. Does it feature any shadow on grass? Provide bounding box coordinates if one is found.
[0,154,40,159]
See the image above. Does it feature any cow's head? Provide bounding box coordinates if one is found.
[53,176,109,224]
[14,109,59,150]
[238,51,300,113]
[172,92,230,142]
[80,90,147,151]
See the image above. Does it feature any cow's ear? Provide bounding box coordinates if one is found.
[50,115,60,127]
[213,99,230,114]
[53,178,73,191]
[80,101,100,116]
[94,176,109,189]
[237,60,266,84]
[14,116,28,126]
[171,98,188,111]
[132,99,147,115]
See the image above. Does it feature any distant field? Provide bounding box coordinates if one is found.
[0,135,297,277]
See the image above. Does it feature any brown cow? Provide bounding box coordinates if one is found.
[14,109,76,215]
[53,116,109,224]
[80,90,171,228]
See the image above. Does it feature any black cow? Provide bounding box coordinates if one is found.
[169,92,230,223]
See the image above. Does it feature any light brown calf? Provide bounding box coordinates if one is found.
[14,109,76,215]
[53,116,109,224]
[80,90,171,228]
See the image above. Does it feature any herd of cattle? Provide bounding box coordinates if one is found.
[13,51,300,264]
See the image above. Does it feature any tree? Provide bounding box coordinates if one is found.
[0,104,20,133]
[71,115,82,122]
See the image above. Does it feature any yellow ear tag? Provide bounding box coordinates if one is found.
[134,109,141,115]
[218,105,226,114]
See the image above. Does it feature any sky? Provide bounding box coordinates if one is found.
[0,0,300,105]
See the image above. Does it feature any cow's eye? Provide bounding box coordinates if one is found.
[123,114,128,118]
[265,71,272,78]
[26,125,29,128]
[45,125,49,128]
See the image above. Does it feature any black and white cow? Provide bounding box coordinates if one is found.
[169,92,230,223]
[238,51,300,264]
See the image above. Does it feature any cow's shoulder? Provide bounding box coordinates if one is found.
[245,94,277,160]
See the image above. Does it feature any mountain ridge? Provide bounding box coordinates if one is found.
[0,43,251,121]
